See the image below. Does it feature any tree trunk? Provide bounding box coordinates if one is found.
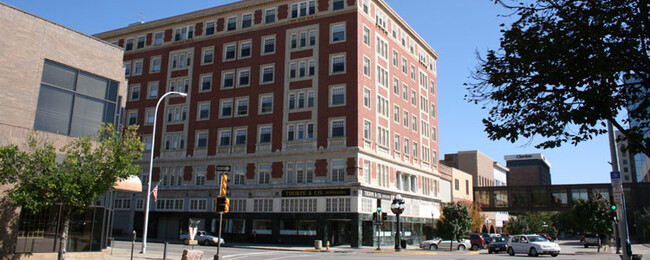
[58,208,72,260]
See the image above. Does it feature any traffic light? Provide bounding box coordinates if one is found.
[219,174,228,197]
[215,197,230,213]
[376,198,382,212]
[609,196,617,219]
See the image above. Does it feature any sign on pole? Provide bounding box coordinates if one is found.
[216,165,231,172]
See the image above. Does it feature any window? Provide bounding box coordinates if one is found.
[331,23,345,42]
[412,115,418,132]
[265,9,276,24]
[127,110,137,126]
[136,36,145,49]
[170,51,192,69]
[363,26,370,46]
[259,126,272,143]
[144,135,152,151]
[331,160,345,182]
[205,21,215,35]
[239,41,252,58]
[363,88,371,108]
[235,128,247,145]
[164,132,186,151]
[236,98,249,116]
[220,100,233,118]
[150,57,161,73]
[392,22,398,39]
[168,77,189,93]
[403,138,409,155]
[330,119,345,138]
[392,50,399,67]
[222,71,235,89]
[431,103,437,118]
[330,86,345,106]
[362,0,369,14]
[411,90,417,106]
[420,96,429,113]
[124,61,131,76]
[224,43,236,61]
[196,132,208,149]
[455,179,460,191]
[402,83,408,100]
[133,60,143,76]
[289,59,315,79]
[331,54,345,74]
[261,65,274,84]
[262,36,275,54]
[174,25,194,41]
[219,129,231,146]
[377,126,389,147]
[375,9,387,29]
[411,64,416,80]
[393,105,400,122]
[376,36,388,59]
[125,38,133,51]
[202,48,214,64]
[376,65,388,88]
[403,110,409,127]
[412,142,418,158]
[242,13,252,29]
[288,90,315,111]
[238,69,250,87]
[227,17,237,31]
[145,109,155,125]
[363,57,371,77]
[286,121,314,141]
[234,165,246,185]
[402,57,408,74]
[198,102,210,120]
[129,85,140,101]
[190,199,207,211]
[291,1,316,18]
[166,104,188,123]
[153,32,163,46]
[133,87,152,107]
[432,127,437,141]
[200,74,212,92]
[258,164,271,184]
[333,0,344,10]
[259,94,273,114]
[377,95,388,117]
[421,120,429,138]
[394,134,400,152]
[363,120,371,140]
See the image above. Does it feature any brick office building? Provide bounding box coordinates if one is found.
[96,0,440,247]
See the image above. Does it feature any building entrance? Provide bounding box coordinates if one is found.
[327,220,351,246]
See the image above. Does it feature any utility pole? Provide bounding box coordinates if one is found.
[607,120,632,260]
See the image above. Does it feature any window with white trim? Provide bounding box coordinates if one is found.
[190,199,207,211]
[233,165,246,185]
[363,160,371,183]
[258,125,272,144]
[431,103,437,118]
[174,25,194,41]
[218,129,231,147]
[363,87,371,108]
[287,121,314,141]
[164,132,186,151]
[194,167,207,185]
[421,120,429,138]
[198,102,210,120]
[288,90,315,111]
[377,126,389,148]
[125,38,133,51]
[402,57,408,74]
[239,41,252,59]
[330,54,345,74]
[262,36,276,54]
[376,95,388,118]
[205,21,215,35]
[202,48,214,65]
[422,146,430,163]
[145,108,154,125]
[376,36,388,60]
[259,94,273,114]
[237,68,250,87]
[363,120,372,140]
[394,134,400,152]
[411,89,417,106]
[363,26,370,46]
[331,23,345,43]
[363,57,370,77]
[170,51,192,70]
[261,64,274,84]
[281,198,317,212]
[289,59,315,79]
[242,13,252,29]
[289,29,317,49]
[200,74,212,92]
[403,110,409,127]
[227,17,237,31]
[168,77,189,93]
[133,60,143,76]
[114,199,131,210]
[222,70,235,89]
[432,126,437,142]
[403,138,410,155]
[291,1,316,18]
[392,50,399,67]
[420,95,428,113]
[166,104,188,123]
[224,43,236,61]
[235,128,247,145]
[378,164,389,187]
[410,64,416,80]
[402,83,408,100]
[235,97,249,116]
[393,105,400,123]
[333,0,344,10]
[143,135,152,151]
[150,57,161,73]
[129,85,140,101]
[265,9,276,24]
[220,99,233,118]
[258,164,271,184]
[153,32,163,45]
[156,199,184,211]
[412,115,418,132]
[127,110,137,126]
[124,61,131,76]
[393,77,400,95]
[331,159,345,182]
[326,198,350,212]
[330,85,345,106]
[330,119,345,138]
[254,199,273,212]
[412,142,419,159]
[362,0,369,14]
[376,65,388,88]
[375,9,387,30]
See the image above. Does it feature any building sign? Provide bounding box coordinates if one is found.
[282,189,350,197]
[362,190,392,200]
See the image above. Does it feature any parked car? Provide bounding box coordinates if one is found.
[481,233,494,244]
[507,234,560,257]
[421,238,470,251]
[468,233,486,250]
[539,233,555,241]
[581,234,599,248]
[179,231,224,246]
[487,236,509,254]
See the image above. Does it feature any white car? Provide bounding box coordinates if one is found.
[421,238,470,251]
[507,234,560,257]
[179,231,224,246]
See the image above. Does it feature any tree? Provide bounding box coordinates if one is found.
[434,202,472,250]
[506,212,557,235]
[0,124,143,260]
[466,0,650,158]
[571,192,614,252]
[460,201,487,232]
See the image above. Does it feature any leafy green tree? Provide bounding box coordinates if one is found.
[506,212,557,235]
[466,0,650,158]
[0,124,143,260]
[505,215,530,235]
[571,192,614,251]
[460,201,486,232]
[435,202,472,250]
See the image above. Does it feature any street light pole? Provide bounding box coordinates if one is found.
[141,91,187,254]
[390,195,405,252]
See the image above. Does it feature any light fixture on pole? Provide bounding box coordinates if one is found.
[390,194,406,252]
[141,91,187,254]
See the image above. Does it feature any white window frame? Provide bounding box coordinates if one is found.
[223,42,237,61]
[260,64,275,84]
[221,70,235,89]
[330,22,346,43]
[330,53,346,75]
[362,25,371,46]
[259,94,274,114]
[237,68,251,87]
[201,47,214,65]
[153,32,164,46]
[219,99,233,118]
[258,125,272,144]
[363,87,371,109]
[329,118,346,138]
[197,101,211,121]
[239,40,252,59]
[262,35,276,55]
[147,82,159,99]
[329,85,346,107]
[150,56,161,73]
[200,74,212,92]
[363,56,371,78]
[227,16,237,31]
[235,97,249,117]
[196,131,209,149]
[218,129,231,147]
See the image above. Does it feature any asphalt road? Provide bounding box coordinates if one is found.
[107,240,642,260]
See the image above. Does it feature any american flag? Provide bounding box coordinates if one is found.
[152,182,159,202]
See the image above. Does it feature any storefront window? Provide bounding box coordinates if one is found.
[253,219,272,235]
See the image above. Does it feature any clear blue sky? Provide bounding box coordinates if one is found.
[2,0,615,184]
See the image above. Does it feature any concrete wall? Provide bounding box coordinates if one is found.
[0,3,126,255]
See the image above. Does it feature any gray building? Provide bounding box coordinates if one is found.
[504,153,552,186]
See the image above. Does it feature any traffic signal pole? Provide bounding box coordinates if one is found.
[214,171,229,260]
[607,121,632,260]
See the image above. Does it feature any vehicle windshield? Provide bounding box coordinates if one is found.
[528,235,548,242]
[493,237,507,242]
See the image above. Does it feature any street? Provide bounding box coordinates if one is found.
[106,240,646,260]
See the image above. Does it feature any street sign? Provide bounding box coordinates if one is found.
[610,171,621,180]
[613,193,624,204]
[216,165,231,172]
[373,221,384,226]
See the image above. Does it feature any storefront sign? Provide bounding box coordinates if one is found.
[362,190,392,200]
[282,189,350,197]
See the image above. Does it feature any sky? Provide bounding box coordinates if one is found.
[2,0,616,184]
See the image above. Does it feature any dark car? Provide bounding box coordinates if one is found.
[487,236,509,254]
[468,233,486,250]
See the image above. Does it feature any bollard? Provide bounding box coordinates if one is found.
[326,241,330,251]
[131,231,136,260]
[110,238,114,255]
[163,241,168,260]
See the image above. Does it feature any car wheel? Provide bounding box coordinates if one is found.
[429,244,438,250]
[472,244,479,251]
[202,240,210,246]
[507,247,515,256]
[458,245,466,251]
[551,253,559,257]
[529,247,538,257]
[488,248,493,254]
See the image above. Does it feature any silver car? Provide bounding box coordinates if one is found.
[507,234,560,257]
[422,238,470,251]
[179,231,225,246]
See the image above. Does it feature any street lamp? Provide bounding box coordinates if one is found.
[141,91,187,254]
[390,194,406,251]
